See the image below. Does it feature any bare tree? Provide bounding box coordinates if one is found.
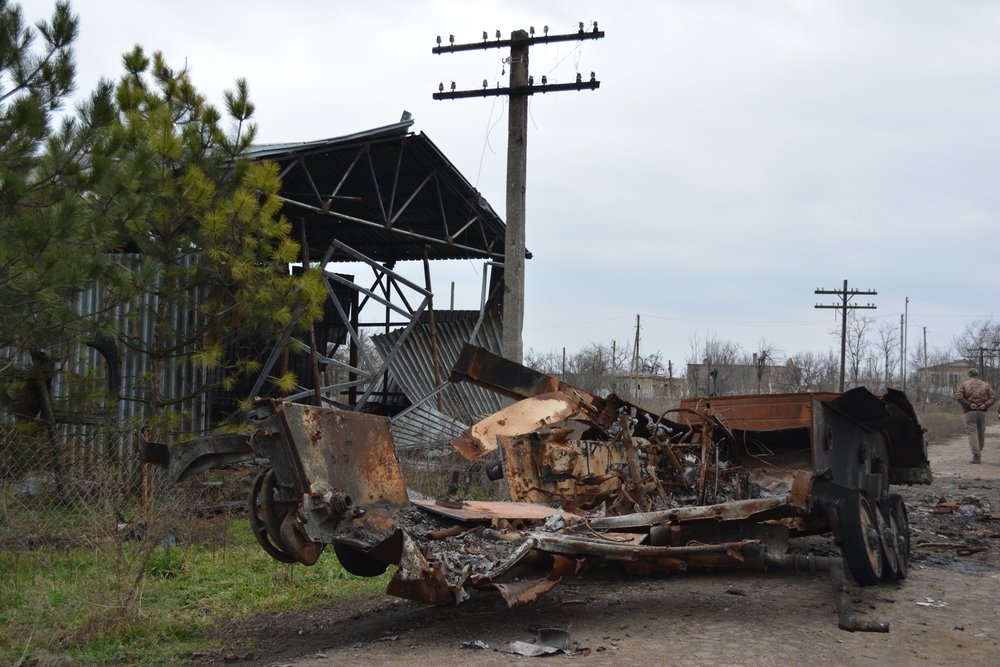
[751,338,781,394]
[687,331,743,366]
[873,322,899,390]
[844,313,874,386]
[640,351,664,375]
[569,342,614,392]
[952,319,1000,372]
[785,350,839,392]
[523,348,561,375]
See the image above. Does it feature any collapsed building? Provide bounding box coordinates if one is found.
[146,343,931,632]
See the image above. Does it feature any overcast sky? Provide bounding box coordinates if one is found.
[38,0,1000,370]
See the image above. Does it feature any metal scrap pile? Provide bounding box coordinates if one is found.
[145,344,933,632]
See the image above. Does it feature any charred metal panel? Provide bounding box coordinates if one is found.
[811,395,889,501]
[830,388,931,484]
[450,391,586,460]
[450,343,689,439]
[498,429,626,507]
[679,392,838,431]
[251,401,409,546]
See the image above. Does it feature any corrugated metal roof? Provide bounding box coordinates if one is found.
[390,403,468,452]
[246,120,416,161]
[247,117,512,264]
[372,309,505,423]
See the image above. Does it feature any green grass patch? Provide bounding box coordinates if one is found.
[0,519,389,666]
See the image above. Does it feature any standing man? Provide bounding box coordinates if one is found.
[954,369,996,463]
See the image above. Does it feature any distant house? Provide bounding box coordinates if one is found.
[606,373,682,402]
[916,361,974,400]
[685,355,795,396]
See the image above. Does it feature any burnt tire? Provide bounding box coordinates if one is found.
[838,492,883,586]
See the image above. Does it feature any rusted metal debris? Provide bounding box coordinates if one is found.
[145,344,932,632]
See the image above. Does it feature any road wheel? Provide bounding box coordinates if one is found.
[884,494,910,580]
[877,500,901,580]
[249,468,297,563]
[838,492,883,586]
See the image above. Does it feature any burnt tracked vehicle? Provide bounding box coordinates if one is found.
[143,344,931,631]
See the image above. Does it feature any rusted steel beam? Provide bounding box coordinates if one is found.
[530,533,761,561]
[410,498,570,522]
[583,493,806,531]
[619,414,652,512]
[450,343,585,402]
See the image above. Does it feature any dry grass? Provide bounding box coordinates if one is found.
[914,401,967,445]
[398,448,506,500]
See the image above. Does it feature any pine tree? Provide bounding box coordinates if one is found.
[1,1,325,439]
[0,0,120,501]
[0,0,117,367]
[98,47,325,434]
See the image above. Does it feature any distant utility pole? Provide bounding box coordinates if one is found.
[433,24,605,363]
[899,315,905,387]
[631,314,641,379]
[976,346,1000,376]
[903,296,909,391]
[815,279,877,392]
[922,326,927,368]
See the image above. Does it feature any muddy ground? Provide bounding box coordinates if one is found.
[215,426,1000,667]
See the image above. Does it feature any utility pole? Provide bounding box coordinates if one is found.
[667,359,675,399]
[899,315,904,386]
[815,279,877,392]
[923,325,929,404]
[433,24,605,363]
[631,314,641,398]
[976,346,1000,376]
[903,296,909,391]
[923,326,927,368]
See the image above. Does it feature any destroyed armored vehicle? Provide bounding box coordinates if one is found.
[143,344,931,631]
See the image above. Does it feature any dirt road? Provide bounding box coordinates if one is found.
[222,427,1000,667]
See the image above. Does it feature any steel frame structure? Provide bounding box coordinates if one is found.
[243,120,508,411]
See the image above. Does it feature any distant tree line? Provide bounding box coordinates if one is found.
[525,315,1000,401]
